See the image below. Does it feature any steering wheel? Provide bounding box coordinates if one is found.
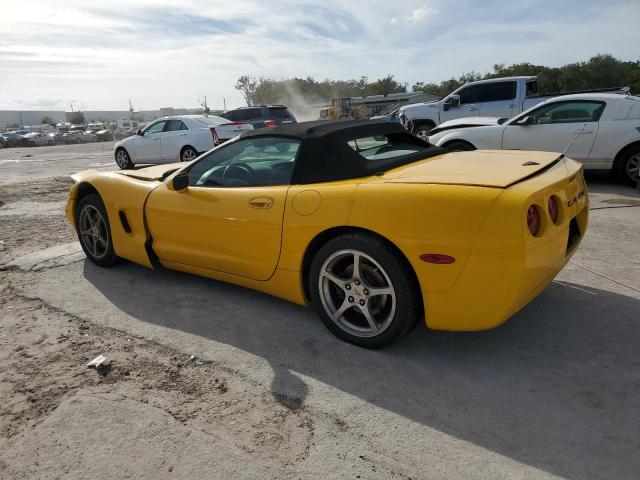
[222,162,255,186]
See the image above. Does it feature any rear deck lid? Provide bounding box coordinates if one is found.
[383,150,563,188]
[194,115,254,139]
[213,122,253,139]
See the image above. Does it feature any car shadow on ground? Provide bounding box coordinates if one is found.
[584,171,640,197]
[83,261,639,480]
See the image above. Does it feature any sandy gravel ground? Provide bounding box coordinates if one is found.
[1,142,639,479]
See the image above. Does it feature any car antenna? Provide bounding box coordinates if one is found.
[557,124,586,160]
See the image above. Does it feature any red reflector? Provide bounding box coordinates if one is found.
[419,254,455,264]
[264,120,277,127]
[223,121,249,125]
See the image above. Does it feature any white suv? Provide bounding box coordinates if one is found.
[113,115,253,169]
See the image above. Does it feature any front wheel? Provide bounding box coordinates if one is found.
[115,148,134,169]
[309,234,421,349]
[413,124,433,141]
[75,193,118,267]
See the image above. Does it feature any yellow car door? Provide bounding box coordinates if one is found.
[145,136,300,281]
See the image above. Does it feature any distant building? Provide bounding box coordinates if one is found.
[0,106,218,129]
[0,110,65,128]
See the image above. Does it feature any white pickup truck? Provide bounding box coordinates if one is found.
[399,76,627,140]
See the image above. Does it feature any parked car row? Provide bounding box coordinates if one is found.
[0,127,116,148]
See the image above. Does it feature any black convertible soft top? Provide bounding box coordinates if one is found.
[240,120,446,184]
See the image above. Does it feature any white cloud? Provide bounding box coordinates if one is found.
[390,3,438,25]
[0,0,638,112]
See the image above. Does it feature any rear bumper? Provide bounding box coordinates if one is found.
[423,202,588,332]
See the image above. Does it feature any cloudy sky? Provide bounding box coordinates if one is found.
[1,0,639,111]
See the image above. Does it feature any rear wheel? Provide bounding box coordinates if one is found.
[75,194,118,267]
[445,141,476,152]
[115,148,133,169]
[616,146,640,186]
[181,146,198,162]
[309,234,421,349]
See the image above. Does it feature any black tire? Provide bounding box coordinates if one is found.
[445,141,476,152]
[75,138,81,144]
[615,145,640,186]
[47,140,54,146]
[413,124,434,141]
[180,145,198,162]
[28,141,36,147]
[309,233,422,349]
[115,148,134,169]
[75,193,118,267]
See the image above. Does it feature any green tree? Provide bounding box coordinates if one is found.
[68,112,85,124]
[412,54,639,97]
[235,76,258,106]
[41,116,56,125]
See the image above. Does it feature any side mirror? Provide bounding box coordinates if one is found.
[443,94,460,111]
[136,129,143,136]
[516,116,533,126]
[170,172,189,192]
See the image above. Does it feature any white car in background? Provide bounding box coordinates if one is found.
[427,93,640,184]
[20,132,56,146]
[113,115,253,169]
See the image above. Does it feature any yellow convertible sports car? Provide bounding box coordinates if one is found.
[66,120,588,348]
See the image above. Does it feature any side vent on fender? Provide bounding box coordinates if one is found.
[118,211,132,233]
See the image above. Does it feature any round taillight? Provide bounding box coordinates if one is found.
[548,196,560,225]
[527,205,541,236]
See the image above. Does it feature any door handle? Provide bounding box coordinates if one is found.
[466,107,479,111]
[179,133,188,136]
[249,196,274,209]
[572,130,593,135]
[153,137,160,140]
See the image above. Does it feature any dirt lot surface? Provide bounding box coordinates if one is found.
[1,142,639,479]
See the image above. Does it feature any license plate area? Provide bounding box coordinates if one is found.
[566,217,581,253]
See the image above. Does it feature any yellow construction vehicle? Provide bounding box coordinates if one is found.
[319,98,365,120]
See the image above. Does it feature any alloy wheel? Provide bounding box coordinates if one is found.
[415,130,429,140]
[318,249,396,338]
[115,150,130,168]
[78,205,109,260]
[626,153,640,182]
[182,148,197,162]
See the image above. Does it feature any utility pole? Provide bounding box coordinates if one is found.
[129,99,135,121]
[201,96,210,115]
[223,97,226,111]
